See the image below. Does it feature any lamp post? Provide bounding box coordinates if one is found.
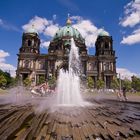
[104,63,107,89]
[119,73,121,93]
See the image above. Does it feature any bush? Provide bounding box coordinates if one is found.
[0,69,14,88]
[122,79,132,91]
[87,77,94,88]
[131,76,140,91]
[111,77,119,90]
[38,75,45,84]
[23,77,31,87]
[0,75,7,88]
[96,79,105,89]
[48,76,56,89]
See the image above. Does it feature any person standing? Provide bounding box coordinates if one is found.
[115,89,122,101]
[122,86,127,101]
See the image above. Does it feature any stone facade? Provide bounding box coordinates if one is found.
[16,19,117,88]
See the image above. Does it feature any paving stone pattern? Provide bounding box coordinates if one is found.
[0,99,140,140]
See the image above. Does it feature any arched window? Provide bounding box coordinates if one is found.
[108,42,111,49]
[39,61,45,69]
[104,62,109,71]
[28,40,32,47]
[101,42,104,48]
[105,42,108,49]
[24,60,30,68]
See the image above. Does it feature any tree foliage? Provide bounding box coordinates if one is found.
[48,76,56,85]
[87,77,94,88]
[122,79,132,91]
[0,75,7,87]
[131,76,140,91]
[48,76,56,89]
[111,77,119,89]
[38,75,45,84]
[23,77,31,87]
[96,79,105,89]
[0,69,14,88]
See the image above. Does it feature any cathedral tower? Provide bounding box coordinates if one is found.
[16,26,40,83]
[95,31,117,88]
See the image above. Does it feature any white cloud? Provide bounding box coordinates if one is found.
[120,1,140,45]
[53,14,57,21]
[121,28,140,45]
[0,50,9,61]
[70,16,83,22]
[0,19,3,25]
[72,18,109,47]
[0,63,16,77]
[0,50,16,77]
[117,68,139,80]
[121,12,140,27]
[44,24,59,37]
[120,1,140,27]
[22,16,50,33]
[0,18,20,32]
[41,41,50,48]
[22,16,60,36]
[22,16,60,48]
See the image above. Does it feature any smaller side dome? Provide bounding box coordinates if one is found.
[25,25,38,34]
[98,30,110,37]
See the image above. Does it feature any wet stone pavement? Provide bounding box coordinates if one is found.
[0,98,140,140]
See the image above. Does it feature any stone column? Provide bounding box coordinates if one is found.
[98,61,102,79]
[104,76,106,89]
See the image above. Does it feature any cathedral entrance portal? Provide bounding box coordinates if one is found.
[22,73,28,81]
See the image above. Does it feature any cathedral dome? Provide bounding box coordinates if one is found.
[53,19,84,42]
[25,25,38,34]
[98,30,109,37]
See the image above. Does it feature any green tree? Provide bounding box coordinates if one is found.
[38,75,45,84]
[96,79,105,89]
[0,69,14,87]
[87,77,94,88]
[48,76,56,89]
[3,72,12,86]
[131,76,140,91]
[23,77,31,87]
[111,77,119,90]
[0,75,7,87]
[12,77,19,86]
[122,79,132,91]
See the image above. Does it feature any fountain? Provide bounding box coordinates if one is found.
[57,38,85,106]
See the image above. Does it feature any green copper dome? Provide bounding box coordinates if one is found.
[98,30,109,37]
[53,20,84,42]
[25,25,38,34]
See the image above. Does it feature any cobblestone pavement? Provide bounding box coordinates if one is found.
[0,97,140,140]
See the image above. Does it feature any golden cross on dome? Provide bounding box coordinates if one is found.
[66,13,71,25]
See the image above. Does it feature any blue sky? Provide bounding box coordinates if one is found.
[0,0,140,79]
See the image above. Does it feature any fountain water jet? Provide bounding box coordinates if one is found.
[57,38,86,106]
